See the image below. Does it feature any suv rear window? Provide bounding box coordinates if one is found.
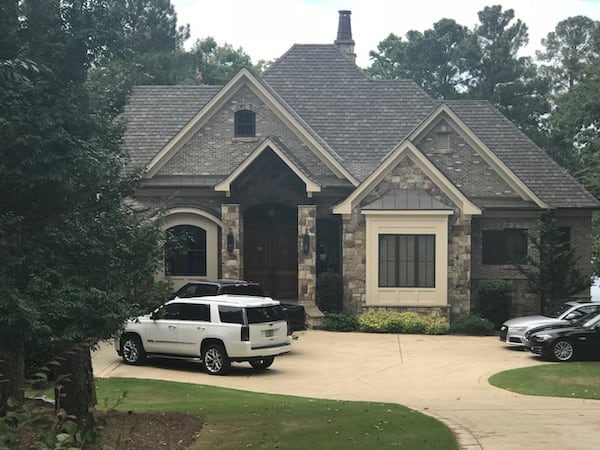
[218,305,244,324]
[246,306,286,324]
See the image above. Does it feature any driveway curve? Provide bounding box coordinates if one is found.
[93,331,600,450]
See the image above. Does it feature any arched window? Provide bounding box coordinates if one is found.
[165,225,207,276]
[234,109,256,137]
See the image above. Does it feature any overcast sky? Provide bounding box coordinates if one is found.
[171,0,600,67]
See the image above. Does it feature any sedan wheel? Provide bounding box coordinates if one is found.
[551,339,575,362]
[121,335,146,365]
[249,356,274,370]
[203,343,230,375]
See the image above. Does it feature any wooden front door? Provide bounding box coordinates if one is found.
[244,204,298,300]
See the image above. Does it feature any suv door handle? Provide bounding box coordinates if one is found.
[197,327,205,331]
[168,325,176,330]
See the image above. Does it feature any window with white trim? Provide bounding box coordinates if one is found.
[379,234,435,288]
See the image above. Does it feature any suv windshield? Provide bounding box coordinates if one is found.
[246,306,286,324]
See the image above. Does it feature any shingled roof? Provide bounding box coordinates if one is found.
[121,44,598,209]
[262,45,437,180]
[444,101,599,209]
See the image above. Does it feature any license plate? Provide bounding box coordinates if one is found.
[264,329,275,337]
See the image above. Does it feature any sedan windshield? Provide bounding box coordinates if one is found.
[547,303,574,318]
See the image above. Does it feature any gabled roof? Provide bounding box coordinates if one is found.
[333,141,481,215]
[262,45,437,180]
[215,137,321,197]
[444,101,600,209]
[408,103,548,209]
[121,44,599,210]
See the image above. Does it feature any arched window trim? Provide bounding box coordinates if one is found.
[234,109,256,137]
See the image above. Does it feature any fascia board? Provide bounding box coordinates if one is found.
[333,141,481,216]
[409,104,548,209]
[214,138,321,196]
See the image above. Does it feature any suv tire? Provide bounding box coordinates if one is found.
[121,334,146,365]
[249,356,275,370]
[202,342,230,375]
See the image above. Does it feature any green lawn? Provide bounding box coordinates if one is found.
[96,378,457,450]
[489,362,600,400]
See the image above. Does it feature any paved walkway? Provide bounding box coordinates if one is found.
[93,331,600,450]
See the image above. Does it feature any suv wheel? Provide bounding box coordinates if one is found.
[202,343,230,375]
[249,356,274,370]
[121,335,146,365]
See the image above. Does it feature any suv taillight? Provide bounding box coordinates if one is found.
[287,320,292,336]
[241,325,249,341]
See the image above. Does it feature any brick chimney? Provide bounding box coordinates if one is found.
[334,10,356,64]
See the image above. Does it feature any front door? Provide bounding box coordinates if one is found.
[244,204,298,300]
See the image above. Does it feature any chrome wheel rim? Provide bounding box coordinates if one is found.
[553,341,573,361]
[204,348,223,373]
[122,339,138,363]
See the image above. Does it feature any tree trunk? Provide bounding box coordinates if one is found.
[54,343,97,421]
[0,339,25,415]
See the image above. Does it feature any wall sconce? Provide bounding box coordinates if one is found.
[302,230,310,255]
[226,229,235,253]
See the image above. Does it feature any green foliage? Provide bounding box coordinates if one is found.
[190,37,255,85]
[96,378,458,450]
[449,315,495,336]
[0,0,167,415]
[517,211,591,313]
[475,279,512,328]
[357,311,449,335]
[321,313,359,332]
[316,270,343,313]
[368,5,549,140]
[489,363,600,400]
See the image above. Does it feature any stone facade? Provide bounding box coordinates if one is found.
[158,85,337,179]
[298,205,317,305]
[221,204,242,280]
[340,157,472,320]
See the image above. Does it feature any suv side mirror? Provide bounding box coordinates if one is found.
[564,312,579,321]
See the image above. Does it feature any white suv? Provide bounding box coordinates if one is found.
[115,295,292,375]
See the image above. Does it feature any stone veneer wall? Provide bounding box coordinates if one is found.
[221,204,242,280]
[298,205,317,306]
[341,158,472,320]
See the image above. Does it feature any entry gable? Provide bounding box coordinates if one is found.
[333,141,481,216]
[409,103,548,209]
[215,137,321,197]
[144,68,358,185]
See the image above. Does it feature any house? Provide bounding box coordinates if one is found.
[122,11,599,321]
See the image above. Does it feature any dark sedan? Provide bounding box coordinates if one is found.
[528,312,600,361]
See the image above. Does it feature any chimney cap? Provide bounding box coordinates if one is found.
[335,10,354,45]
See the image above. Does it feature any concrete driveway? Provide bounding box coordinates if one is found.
[93,331,600,450]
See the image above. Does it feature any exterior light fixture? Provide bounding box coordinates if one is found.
[226,229,235,253]
[302,230,310,255]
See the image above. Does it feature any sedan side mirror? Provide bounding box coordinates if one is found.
[564,312,579,321]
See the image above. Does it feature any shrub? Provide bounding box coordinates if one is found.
[358,310,449,334]
[321,313,359,332]
[475,279,512,329]
[450,315,495,336]
[424,314,450,335]
[316,270,343,313]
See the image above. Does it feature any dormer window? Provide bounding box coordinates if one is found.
[234,109,256,137]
